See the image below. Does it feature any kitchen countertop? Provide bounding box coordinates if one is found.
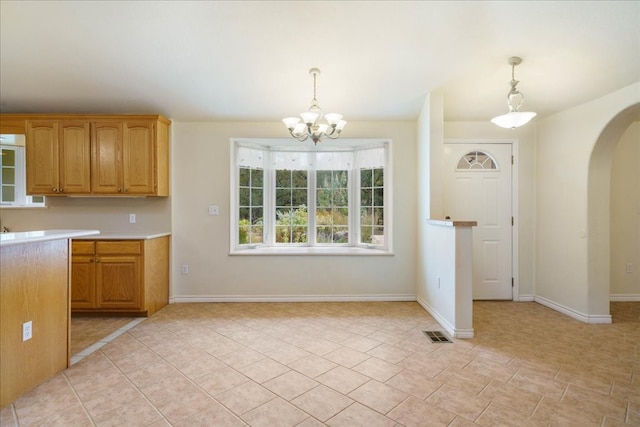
[73,231,171,240]
[0,229,100,247]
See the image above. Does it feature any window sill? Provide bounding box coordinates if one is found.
[230,246,393,256]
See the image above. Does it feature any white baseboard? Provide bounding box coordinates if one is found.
[416,296,474,339]
[610,294,640,302]
[169,294,417,304]
[534,296,612,324]
[515,294,535,302]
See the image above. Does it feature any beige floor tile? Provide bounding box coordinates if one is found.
[316,366,370,394]
[192,365,250,396]
[171,401,247,427]
[263,370,319,401]
[237,357,290,383]
[348,380,408,414]
[386,395,457,427]
[288,354,338,378]
[242,397,309,427]
[508,368,568,400]
[478,379,542,416]
[215,381,276,415]
[341,335,383,353]
[366,343,412,364]
[91,400,164,426]
[434,366,493,395]
[327,402,397,426]
[263,343,311,365]
[292,385,354,422]
[324,346,371,368]
[426,383,491,422]
[384,369,443,400]
[475,402,547,427]
[352,356,403,382]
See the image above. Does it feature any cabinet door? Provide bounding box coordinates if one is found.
[59,122,91,194]
[91,122,123,194]
[71,255,96,309]
[123,121,155,195]
[96,255,141,309]
[25,121,59,194]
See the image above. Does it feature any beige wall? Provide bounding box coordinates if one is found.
[0,196,171,233]
[170,120,417,300]
[536,83,640,319]
[610,121,640,297]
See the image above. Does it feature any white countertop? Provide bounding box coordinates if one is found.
[73,231,171,240]
[0,229,100,247]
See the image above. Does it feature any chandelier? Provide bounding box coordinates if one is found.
[282,68,347,145]
[490,57,537,129]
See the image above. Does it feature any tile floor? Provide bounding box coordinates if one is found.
[1,301,638,426]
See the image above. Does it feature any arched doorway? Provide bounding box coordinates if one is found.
[588,103,640,318]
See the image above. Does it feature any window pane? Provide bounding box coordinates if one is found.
[275,226,290,243]
[317,189,332,207]
[292,170,307,187]
[360,169,372,187]
[276,208,292,225]
[1,149,15,166]
[373,168,384,186]
[361,226,372,244]
[251,207,263,225]
[2,186,15,202]
[251,169,263,187]
[333,227,348,243]
[316,208,331,225]
[333,208,348,225]
[292,189,307,207]
[239,207,250,221]
[334,188,348,206]
[31,196,44,204]
[360,207,373,225]
[333,170,348,187]
[239,224,250,244]
[374,188,384,206]
[239,188,250,206]
[374,207,384,226]
[251,226,264,243]
[239,168,250,186]
[317,171,332,188]
[2,168,15,185]
[251,188,263,205]
[292,227,307,243]
[361,189,372,206]
[317,226,332,243]
[276,170,291,187]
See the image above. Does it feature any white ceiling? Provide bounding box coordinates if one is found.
[1,1,638,124]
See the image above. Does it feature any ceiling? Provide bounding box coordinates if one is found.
[1,1,638,124]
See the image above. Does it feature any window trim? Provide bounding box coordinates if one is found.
[230,138,393,256]
[0,143,46,208]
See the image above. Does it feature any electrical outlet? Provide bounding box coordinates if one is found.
[129,213,136,224]
[23,321,32,341]
[181,264,189,275]
[627,263,633,274]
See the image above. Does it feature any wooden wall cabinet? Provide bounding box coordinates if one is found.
[25,121,92,195]
[71,236,169,316]
[21,114,170,197]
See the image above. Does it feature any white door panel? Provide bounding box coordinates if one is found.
[444,143,512,300]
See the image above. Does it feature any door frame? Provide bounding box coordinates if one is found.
[443,138,520,301]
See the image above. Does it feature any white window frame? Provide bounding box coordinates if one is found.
[230,138,393,256]
[0,143,46,208]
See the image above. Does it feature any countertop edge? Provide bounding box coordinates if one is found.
[73,232,172,240]
[0,229,100,247]
[427,219,478,227]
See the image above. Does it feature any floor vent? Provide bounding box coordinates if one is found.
[422,330,453,343]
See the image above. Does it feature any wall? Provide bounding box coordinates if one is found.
[0,196,171,234]
[610,121,640,299]
[536,83,640,321]
[170,120,417,301]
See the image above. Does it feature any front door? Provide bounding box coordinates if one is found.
[443,143,513,300]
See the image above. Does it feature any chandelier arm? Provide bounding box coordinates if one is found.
[325,131,342,140]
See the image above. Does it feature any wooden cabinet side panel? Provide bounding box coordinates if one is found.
[143,236,170,316]
[25,121,59,194]
[59,122,91,194]
[123,121,155,195]
[0,240,70,407]
[91,122,123,194]
[155,119,170,196]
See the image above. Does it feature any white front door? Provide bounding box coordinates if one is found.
[443,143,513,300]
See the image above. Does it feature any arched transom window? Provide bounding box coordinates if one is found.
[456,151,498,170]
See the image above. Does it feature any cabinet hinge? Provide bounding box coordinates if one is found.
[511,216,514,226]
[512,278,514,287]
[511,155,514,165]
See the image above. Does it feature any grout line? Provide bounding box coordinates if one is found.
[71,318,147,365]
[62,369,97,426]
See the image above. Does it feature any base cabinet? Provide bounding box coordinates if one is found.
[71,237,169,316]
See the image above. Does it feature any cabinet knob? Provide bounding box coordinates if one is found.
[90,258,95,263]
[95,258,100,263]
[58,188,63,193]
[117,188,122,192]
[53,188,58,193]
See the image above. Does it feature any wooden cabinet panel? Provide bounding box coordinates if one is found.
[96,255,141,309]
[71,255,96,309]
[96,240,141,255]
[123,121,155,195]
[25,121,59,194]
[59,122,91,194]
[72,241,95,255]
[91,122,123,194]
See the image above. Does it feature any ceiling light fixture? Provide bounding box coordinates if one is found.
[282,68,347,145]
[491,56,537,129]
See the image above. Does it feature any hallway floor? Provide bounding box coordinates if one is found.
[1,301,638,426]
